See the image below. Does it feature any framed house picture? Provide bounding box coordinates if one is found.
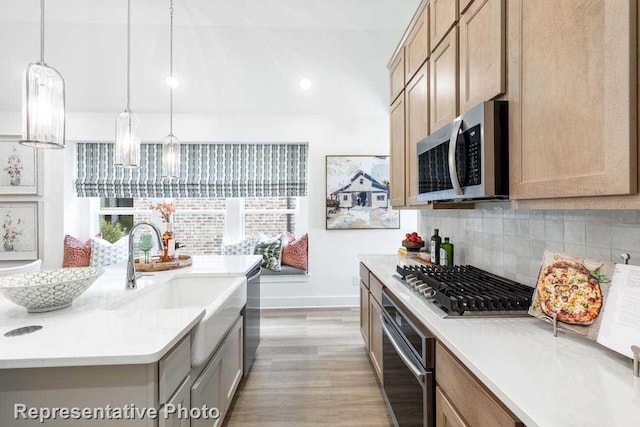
[325,155,400,230]
[0,202,39,261]
[0,135,42,195]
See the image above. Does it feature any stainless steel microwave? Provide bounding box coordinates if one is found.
[417,101,509,202]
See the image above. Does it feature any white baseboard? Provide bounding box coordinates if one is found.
[260,295,359,309]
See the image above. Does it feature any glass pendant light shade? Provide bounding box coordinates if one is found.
[115,110,140,168]
[162,134,180,179]
[20,63,65,149]
[19,0,66,149]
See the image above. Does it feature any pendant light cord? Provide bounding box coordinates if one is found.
[169,0,174,135]
[40,0,45,63]
[127,0,132,112]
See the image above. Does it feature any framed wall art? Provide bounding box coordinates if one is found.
[0,202,39,261]
[0,135,42,195]
[325,155,400,230]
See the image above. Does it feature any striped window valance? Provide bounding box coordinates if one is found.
[75,142,308,198]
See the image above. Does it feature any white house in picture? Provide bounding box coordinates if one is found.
[330,171,389,209]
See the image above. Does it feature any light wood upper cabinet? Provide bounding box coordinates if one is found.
[509,0,638,200]
[436,387,469,427]
[390,50,406,104]
[406,63,430,206]
[430,28,459,132]
[430,0,459,52]
[405,7,430,83]
[459,0,475,14]
[459,0,505,113]
[390,93,407,207]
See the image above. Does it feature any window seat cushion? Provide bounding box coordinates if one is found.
[260,265,308,276]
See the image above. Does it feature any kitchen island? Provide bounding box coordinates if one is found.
[0,255,261,427]
[360,255,640,427]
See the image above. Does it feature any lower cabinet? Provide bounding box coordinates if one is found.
[436,342,523,427]
[191,315,244,427]
[161,376,192,427]
[359,280,370,350]
[436,387,468,427]
[368,296,383,384]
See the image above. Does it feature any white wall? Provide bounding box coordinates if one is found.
[0,110,415,306]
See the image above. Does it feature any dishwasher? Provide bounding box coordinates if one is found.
[243,264,261,376]
[381,290,435,427]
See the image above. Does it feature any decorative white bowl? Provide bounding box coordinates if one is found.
[0,267,104,313]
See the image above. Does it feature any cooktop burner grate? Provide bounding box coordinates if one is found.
[396,264,535,317]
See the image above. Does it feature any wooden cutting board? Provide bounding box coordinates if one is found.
[134,255,192,272]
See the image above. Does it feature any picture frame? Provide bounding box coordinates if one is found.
[0,202,39,261]
[0,135,42,195]
[325,155,400,230]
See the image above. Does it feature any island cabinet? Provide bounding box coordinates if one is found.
[508,0,638,202]
[191,315,244,427]
[358,263,383,385]
[435,343,524,427]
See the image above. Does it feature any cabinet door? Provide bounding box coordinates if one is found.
[436,387,469,427]
[430,28,459,132]
[459,0,474,14]
[390,50,406,104]
[406,63,430,206]
[390,93,406,207]
[509,0,637,200]
[430,0,459,52]
[160,377,191,427]
[405,7,430,82]
[191,352,224,427]
[222,316,244,412]
[368,298,383,384]
[360,280,370,350]
[459,0,505,113]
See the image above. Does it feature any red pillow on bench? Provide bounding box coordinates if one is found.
[63,234,100,268]
[282,233,308,271]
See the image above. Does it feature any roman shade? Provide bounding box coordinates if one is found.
[75,142,308,198]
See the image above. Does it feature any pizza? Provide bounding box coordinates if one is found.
[537,260,603,325]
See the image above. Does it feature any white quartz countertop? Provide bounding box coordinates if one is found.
[0,255,262,369]
[359,255,640,427]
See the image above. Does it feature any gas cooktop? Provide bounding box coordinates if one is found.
[396,264,535,317]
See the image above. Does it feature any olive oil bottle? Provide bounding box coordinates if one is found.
[439,237,454,266]
[430,229,441,264]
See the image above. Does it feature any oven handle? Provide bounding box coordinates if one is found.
[448,116,464,196]
[381,315,427,383]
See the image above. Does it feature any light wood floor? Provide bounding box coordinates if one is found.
[224,308,393,427]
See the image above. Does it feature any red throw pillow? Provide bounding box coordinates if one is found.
[282,234,308,271]
[62,234,99,268]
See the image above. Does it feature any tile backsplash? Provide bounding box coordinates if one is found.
[418,203,640,286]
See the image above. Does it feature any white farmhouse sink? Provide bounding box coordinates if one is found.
[111,275,247,367]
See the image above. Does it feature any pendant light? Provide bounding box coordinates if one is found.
[19,0,66,149]
[162,0,180,179]
[115,0,140,168]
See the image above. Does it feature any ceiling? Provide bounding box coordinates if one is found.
[0,0,420,115]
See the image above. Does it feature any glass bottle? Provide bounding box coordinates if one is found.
[430,229,441,264]
[439,237,454,266]
[162,223,175,262]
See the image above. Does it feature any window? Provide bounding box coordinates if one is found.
[94,197,305,255]
[343,195,348,201]
[359,178,364,184]
[376,195,385,201]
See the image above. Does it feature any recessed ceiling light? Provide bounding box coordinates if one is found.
[165,75,180,88]
[299,78,312,90]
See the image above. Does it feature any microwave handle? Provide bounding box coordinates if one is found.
[448,117,464,196]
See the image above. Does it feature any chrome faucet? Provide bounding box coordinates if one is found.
[127,222,164,290]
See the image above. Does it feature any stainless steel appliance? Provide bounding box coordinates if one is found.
[243,264,261,376]
[417,101,508,202]
[381,290,436,427]
[396,264,534,318]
